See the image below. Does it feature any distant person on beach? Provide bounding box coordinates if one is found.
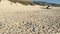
[46,5,52,9]
[41,5,52,9]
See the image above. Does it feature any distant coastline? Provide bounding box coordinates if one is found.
[33,1,60,7]
[3,0,60,7]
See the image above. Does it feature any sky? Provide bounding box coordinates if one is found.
[32,0,60,4]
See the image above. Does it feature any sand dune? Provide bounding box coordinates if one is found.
[0,0,60,34]
[0,0,41,14]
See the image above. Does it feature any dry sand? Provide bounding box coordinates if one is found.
[0,0,60,34]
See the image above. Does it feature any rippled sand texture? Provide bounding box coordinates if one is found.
[0,0,60,34]
[0,10,60,34]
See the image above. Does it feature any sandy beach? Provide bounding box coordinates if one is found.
[0,0,60,34]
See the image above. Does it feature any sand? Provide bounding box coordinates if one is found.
[0,0,60,34]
